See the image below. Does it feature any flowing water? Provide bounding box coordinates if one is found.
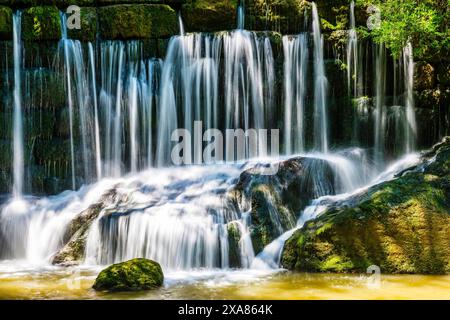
[0,2,430,299]
[12,11,24,199]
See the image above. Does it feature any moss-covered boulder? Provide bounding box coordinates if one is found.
[282,137,450,274]
[22,6,61,41]
[98,4,177,39]
[0,6,12,40]
[182,0,237,32]
[93,258,164,292]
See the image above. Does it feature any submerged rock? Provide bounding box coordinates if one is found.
[93,258,164,292]
[282,137,450,274]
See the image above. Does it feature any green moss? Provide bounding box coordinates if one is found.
[93,258,164,292]
[0,6,12,40]
[182,0,237,32]
[246,0,309,34]
[22,6,61,41]
[98,4,177,39]
[282,138,450,274]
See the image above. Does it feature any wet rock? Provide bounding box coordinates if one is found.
[22,6,61,41]
[229,157,335,254]
[98,4,178,39]
[282,137,450,274]
[52,189,117,265]
[182,0,237,32]
[92,258,164,292]
[246,0,310,34]
[227,222,241,268]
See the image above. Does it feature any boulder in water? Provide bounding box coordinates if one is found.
[282,137,450,274]
[229,157,335,255]
[92,258,164,292]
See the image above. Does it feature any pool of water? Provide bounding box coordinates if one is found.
[0,262,449,300]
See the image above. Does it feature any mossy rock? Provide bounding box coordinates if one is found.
[0,6,12,40]
[246,0,310,34]
[229,156,335,255]
[66,7,97,42]
[3,1,95,7]
[98,4,177,39]
[93,258,164,292]
[182,0,237,32]
[281,137,450,274]
[22,6,61,41]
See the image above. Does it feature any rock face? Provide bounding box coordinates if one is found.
[182,0,237,32]
[229,157,335,255]
[22,6,61,41]
[0,6,12,39]
[282,137,450,274]
[98,4,178,39]
[92,258,164,292]
[52,189,118,265]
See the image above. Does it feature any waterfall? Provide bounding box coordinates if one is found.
[12,11,24,198]
[311,2,329,153]
[403,42,417,153]
[251,152,420,270]
[237,3,245,30]
[373,43,387,167]
[347,1,362,98]
[283,34,309,154]
[88,43,102,180]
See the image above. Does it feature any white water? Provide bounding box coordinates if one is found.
[403,42,417,153]
[251,152,421,269]
[0,147,412,271]
[12,12,24,198]
[347,1,363,98]
[283,34,308,154]
[0,6,424,279]
[312,2,329,153]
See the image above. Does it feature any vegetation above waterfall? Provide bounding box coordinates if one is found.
[93,258,164,292]
[355,0,449,60]
[282,137,450,274]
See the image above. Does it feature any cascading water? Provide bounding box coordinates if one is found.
[346,1,363,98]
[311,2,329,153]
[403,42,417,153]
[283,34,308,154]
[373,43,387,168]
[0,6,426,276]
[12,11,24,198]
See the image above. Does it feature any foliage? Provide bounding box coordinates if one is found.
[356,0,449,60]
